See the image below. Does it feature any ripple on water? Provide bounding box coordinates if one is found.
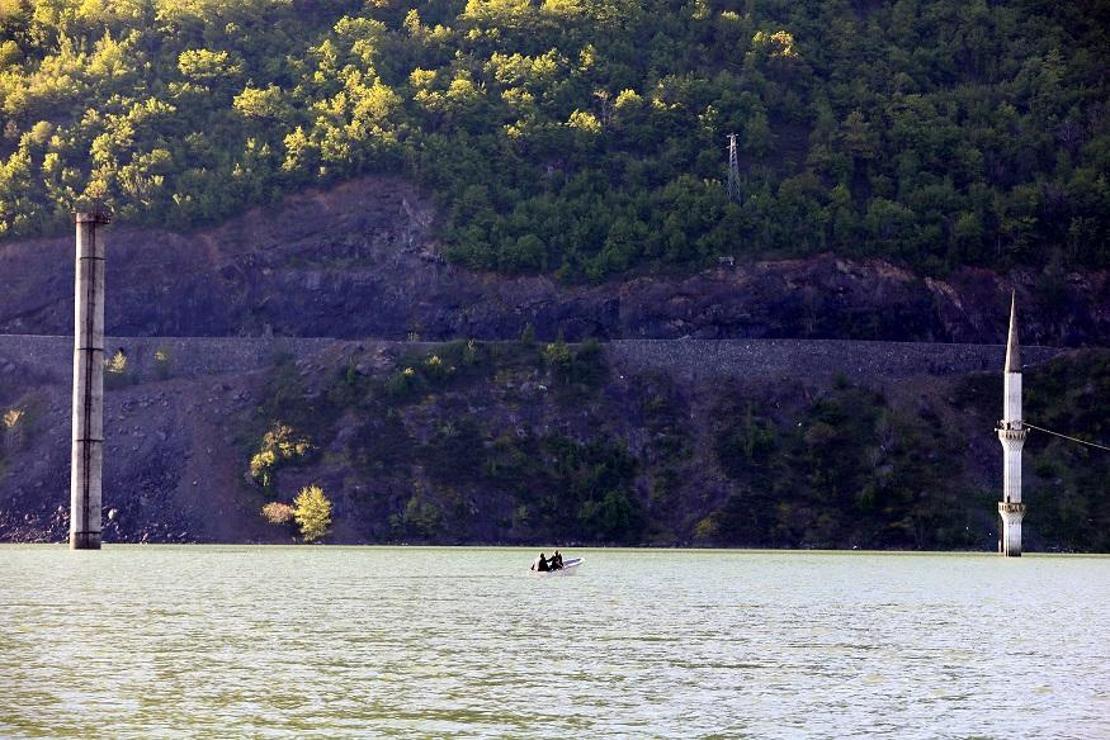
[0,546,1108,738]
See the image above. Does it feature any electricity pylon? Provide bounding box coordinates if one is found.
[726,133,740,203]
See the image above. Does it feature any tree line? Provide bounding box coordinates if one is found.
[0,0,1106,278]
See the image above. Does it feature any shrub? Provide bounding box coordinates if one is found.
[384,366,424,399]
[520,323,536,345]
[249,450,278,486]
[1,407,26,453]
[264,424,312,458]
[579,488,642,542]
[248,422,311,488]
[261,501,294,524]
[393,494,443,539]
[154,348,171,379]
[2,408,23,429]
[423,353,452,381]
[715,403,779,479]
[420,418,486,482]
[104,349,133,389]
[384,343,483,401]
[105,349,128,375]
[543,339,607,389]
[536,434,642,542]
[461,339,479,367]
[293,484,332,542]
[570,339,606,387]
[542,339,573,371]
[693,514,720,544]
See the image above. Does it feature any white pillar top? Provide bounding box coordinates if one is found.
[1005,290,1021,373]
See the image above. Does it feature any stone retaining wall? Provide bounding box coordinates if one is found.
[603,338,1064,381]
[0,335,339,383]
[0,334,1066,386]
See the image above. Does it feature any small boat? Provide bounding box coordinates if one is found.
[530,557,583,576]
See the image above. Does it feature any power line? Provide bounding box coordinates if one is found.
[1025,422,1110,452]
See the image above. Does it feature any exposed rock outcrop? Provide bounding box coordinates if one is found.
[0,178,1105,345]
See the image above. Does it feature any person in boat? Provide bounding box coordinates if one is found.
[550,550,564,570]
[532,553,550,572]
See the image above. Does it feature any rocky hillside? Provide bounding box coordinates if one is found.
[0,178,1107,345]
[2,333,1106,551]
[0,178,1106,550]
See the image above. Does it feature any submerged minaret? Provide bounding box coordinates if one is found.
[997,291,1026,557]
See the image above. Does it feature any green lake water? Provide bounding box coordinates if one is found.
[1,546,1107,738]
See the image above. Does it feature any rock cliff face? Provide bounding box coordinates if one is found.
[0,177,1105,345]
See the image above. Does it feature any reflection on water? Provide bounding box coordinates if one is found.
[1,547,1108,737]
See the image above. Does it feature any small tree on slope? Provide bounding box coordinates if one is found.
[293,484,332,543]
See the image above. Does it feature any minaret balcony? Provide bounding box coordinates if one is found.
[999,502,1026,515]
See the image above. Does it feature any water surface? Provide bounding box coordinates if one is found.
[1,547,1107,738]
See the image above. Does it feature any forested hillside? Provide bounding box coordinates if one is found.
[1,0,1107,280]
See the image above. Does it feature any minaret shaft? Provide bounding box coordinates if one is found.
[1003,371,1021,429]
[997,292,1025,557]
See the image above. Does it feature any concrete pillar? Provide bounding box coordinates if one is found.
[70,211,109,550]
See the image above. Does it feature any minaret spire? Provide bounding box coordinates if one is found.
[997,290,1026,556]
[1005,290,1021,373]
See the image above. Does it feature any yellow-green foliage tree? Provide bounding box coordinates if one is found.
[293,484,332,543]
[249,422,311,489]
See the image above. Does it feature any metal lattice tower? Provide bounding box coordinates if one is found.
[726,133,740,203]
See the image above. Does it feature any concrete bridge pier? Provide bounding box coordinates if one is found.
[70,211,109,550]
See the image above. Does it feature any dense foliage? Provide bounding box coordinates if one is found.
[1,0,1107,277]
[706,382,984,549]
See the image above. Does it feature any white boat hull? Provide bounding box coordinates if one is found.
[531,557,583,576]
